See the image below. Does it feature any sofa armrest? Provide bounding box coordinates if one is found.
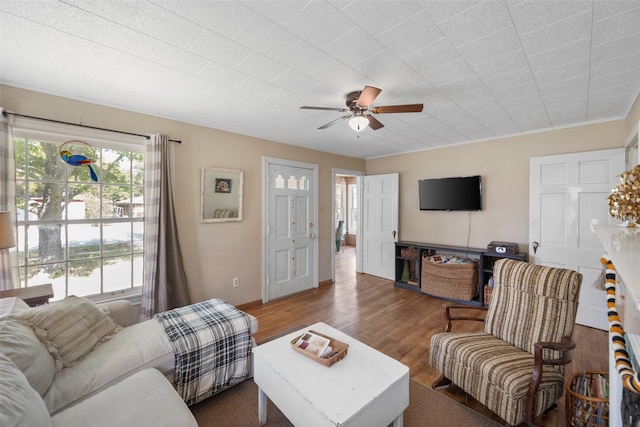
[97,300,135,327]
[51,369,197,427]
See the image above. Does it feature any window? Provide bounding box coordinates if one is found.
[348,183,357,234]
[12,120,145,301]
[335,181,346,227]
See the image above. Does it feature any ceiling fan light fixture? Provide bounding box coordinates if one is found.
[349,115,369,131]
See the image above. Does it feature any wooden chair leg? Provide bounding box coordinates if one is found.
[431,375,451,390]
[508,402,556,427]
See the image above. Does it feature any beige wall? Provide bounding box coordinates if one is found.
[2,85,638,306]
[0,85,365,306]
[366,115,635,252]
[626,93,640,145]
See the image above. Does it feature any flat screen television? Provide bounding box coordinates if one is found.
[419,175,482,211]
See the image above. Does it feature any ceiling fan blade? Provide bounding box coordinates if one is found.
[365,115,384,130]
[371,104,423,114]
[300,106,349,112]
[356,86,382,108]
[318,115,351,129]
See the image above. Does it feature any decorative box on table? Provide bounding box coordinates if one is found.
[290,330,349,367]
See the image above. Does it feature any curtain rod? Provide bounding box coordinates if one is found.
[2,111,181,144]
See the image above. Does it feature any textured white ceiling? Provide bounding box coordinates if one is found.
[1,0,639,159]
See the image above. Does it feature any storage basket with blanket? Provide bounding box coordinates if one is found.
[421,254,478,301]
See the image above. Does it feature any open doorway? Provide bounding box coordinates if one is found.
[332,168,363,282]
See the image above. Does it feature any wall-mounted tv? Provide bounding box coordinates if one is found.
[419,175,482,211]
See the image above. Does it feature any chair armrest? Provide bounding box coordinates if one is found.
[97,300,135,327]
[442,304,488,332]
[533,336,576,366]
[526,336,576,422]
[526,336,575,418]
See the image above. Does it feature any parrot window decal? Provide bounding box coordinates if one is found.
[59,140,99,182]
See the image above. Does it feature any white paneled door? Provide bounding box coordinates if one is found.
[362,173,398,280]
[529,149,624,330]
[264,159,318,302]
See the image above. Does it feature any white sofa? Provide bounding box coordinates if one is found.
[0,296,258,426]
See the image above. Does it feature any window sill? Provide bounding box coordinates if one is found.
[86,288,142,306]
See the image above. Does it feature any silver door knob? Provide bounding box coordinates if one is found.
[309,233,315,239]
[532,241,539,254]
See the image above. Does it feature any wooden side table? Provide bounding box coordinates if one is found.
[0,283,54,306]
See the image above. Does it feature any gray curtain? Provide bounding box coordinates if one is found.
[0,109,18,290]
[139,134,191,320]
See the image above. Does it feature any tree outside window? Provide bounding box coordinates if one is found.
[13,135,144,300]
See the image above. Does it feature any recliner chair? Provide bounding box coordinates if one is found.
[429,259,582,426]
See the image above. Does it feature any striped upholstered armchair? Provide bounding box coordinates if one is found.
[429,259,582,426]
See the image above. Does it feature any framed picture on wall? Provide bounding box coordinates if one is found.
[201,167,243,223]
[215,178,232,193]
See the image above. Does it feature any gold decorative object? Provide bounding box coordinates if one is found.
[608,164,640,225]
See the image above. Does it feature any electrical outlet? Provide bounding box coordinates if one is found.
[232,277,239,287]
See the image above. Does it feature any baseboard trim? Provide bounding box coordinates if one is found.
[318,279,333,287]
[236,299,263,311]
[237,280,334,311]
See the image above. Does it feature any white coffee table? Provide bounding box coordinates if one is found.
[252,322,409,426]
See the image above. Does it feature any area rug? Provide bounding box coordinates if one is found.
[190,378,501,426]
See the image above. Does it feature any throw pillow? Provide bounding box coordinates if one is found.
[0,296,30,320]
[0,319,56,397]
[0,352,52,427]
[12,296,122,372]
[0,297,55,396]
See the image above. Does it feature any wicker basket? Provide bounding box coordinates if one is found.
[290,330,349,367]
[484,285,493,305]
[421,257,478,301]
[400,247,419,259]
[566,371,609,426]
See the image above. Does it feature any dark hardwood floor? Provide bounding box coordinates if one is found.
[240,246,609,426]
